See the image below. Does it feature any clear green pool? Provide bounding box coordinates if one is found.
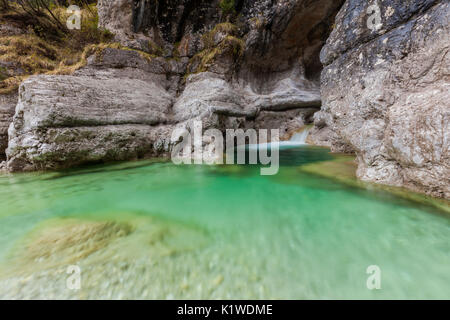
[0,146,449,299]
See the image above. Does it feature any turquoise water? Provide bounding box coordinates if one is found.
[0,146,449,299]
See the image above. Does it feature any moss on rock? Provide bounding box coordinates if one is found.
[188,22,244,75]
[0,2,113,94]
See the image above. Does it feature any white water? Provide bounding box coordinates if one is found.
[289,127,311,144]
[238,127,311,151]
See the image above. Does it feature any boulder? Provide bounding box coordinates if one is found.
[313,0,449,197]
[6,75,174,171]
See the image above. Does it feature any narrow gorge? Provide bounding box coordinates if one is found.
[1,0,448,198]
[0,0,449,300]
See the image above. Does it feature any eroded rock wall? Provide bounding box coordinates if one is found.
[98,0,343,89]
[4,0,448,199]
[311,0,449,198]
[5,0,343,171]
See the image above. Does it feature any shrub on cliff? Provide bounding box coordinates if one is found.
[187,22,244,77]
[0,1,113,94]
[219,0,236,18]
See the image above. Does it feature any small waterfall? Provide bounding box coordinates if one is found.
[288,127,311,145]
[237,126,311,151]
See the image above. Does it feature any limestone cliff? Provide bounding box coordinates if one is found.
[310,0,449,198]
[5,0,342,170]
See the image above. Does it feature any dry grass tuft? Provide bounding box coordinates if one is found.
[189,31,244,75]
[0,3,113,94]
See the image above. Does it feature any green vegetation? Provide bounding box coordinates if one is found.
[250,16,265,30]
[219,0,235,17]
[145,39,165,56]
[187,22,244,76]
[201,22,238,48]
[0,66,8,81]
[71,42,159,66]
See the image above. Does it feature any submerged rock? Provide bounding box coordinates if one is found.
[11,219,133,269]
